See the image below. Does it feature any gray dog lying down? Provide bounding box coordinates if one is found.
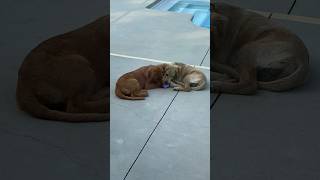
[211,2,309,95]
[162,62,207,91]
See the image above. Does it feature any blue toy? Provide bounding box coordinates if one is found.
[162,82,170,88]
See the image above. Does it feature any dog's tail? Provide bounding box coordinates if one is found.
[16,82,108,122]
[115,87,145,100]
[258,60,309,92]
[191,78,207,91]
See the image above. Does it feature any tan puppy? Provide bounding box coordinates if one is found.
[115,64,165,100]
[212,3,309,94]
[163,62,207,91]
[16,16,108,122]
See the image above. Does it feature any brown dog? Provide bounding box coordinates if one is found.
[16,16,109,122]
[212,3,309,95]
[115,64,165,100]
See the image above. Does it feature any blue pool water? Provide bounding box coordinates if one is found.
[148,0,210,29]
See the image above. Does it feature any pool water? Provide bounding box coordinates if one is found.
[148,0,210,29]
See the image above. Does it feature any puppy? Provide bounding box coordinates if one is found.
[212,2,309,94]
[163,62,207,91]
[16,16,109,122]
[115,64,165,100]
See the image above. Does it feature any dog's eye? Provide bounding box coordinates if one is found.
[165,73,168,76]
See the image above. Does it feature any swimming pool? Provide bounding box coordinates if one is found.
[148,0,210,29]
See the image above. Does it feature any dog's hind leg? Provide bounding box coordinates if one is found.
[211,72,237,82]
[134,89,148,97]
[35,81,66,110]
[88,87,108,101]
[182,82,192,91]
[173,82,191,91]
[52,54,109,113]
[67,90,109,113]
[212,44,259,95]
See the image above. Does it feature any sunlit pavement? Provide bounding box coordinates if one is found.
[110,0,210,179]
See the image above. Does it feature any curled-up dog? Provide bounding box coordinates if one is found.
[162,62,207,91]
[115,64,165,100]
[16,16,108,122]
[212,2,309,95]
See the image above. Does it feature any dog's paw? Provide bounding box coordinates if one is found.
[173,87,182,91]
[143,90,149,96]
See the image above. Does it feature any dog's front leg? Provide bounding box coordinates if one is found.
[172,80,192,91]
[169,81,181,88]
[174,80,185,86]
[168,81,183,90]
[135,89,148,97]
[174,82,191,92]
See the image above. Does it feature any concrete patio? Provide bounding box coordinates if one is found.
[213,0,320,179]
[110,0,210,180]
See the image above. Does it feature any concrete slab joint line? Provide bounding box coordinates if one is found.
[110,52,210,70]
[211,93,221,110]
[200,47,210,66]
[111,11,132,24]
[123,91,180,180]
[287,0,297,14]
